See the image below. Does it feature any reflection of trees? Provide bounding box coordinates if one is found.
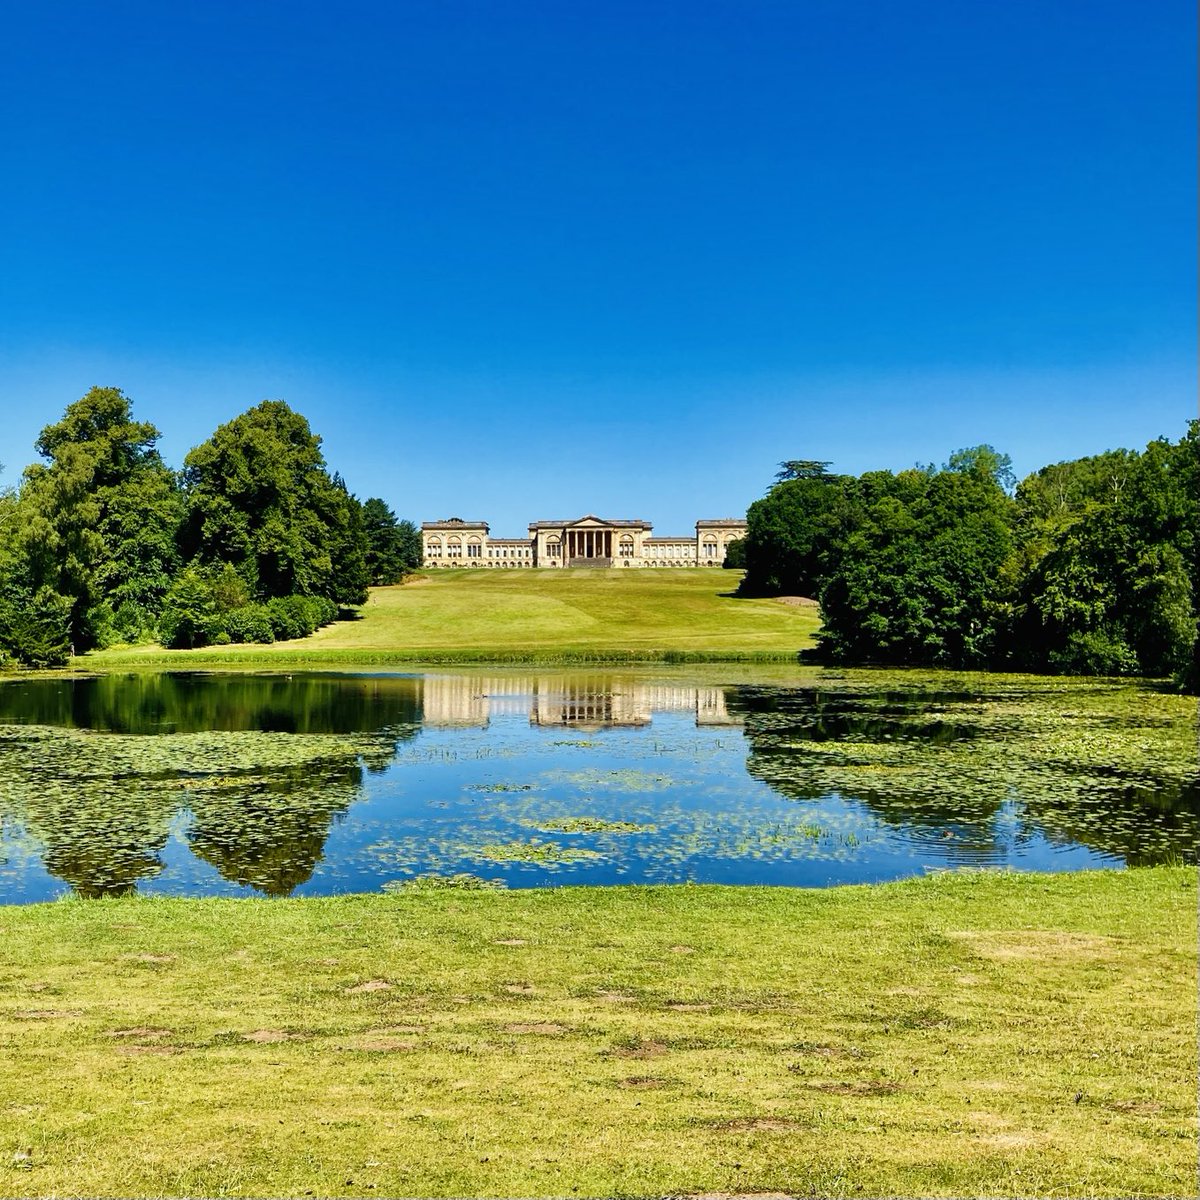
[1020,782,1198,867]
[730,685,1198,868]
[0,670,424,898]
[34,787,175,897]
[0,672,424,735]
[186,760,361,896]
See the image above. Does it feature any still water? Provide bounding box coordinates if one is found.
[0,669,1195,901]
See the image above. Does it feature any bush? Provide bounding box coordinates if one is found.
[112,601,156,644]
[309,595,337,627]
[265,595,313,641]
[262,594,339,641]
[211,630,232,646]
[1049,630,1140,676]
[158,567,218,649]
[2,587,73,667]
[225,605,275,644]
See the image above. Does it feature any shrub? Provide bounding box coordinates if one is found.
[158,567,218,649]
[265,595,315,641]
[2,587,73,667]
[1049,630,1139,676]
[225,605,275,644]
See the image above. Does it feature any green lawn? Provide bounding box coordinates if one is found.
[2,868,1196,1198]
[89,569,821,664]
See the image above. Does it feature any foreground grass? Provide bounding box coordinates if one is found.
[2,869,1196,1198]
[87,569,820,665]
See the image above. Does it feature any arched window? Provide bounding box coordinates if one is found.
[448,537,463,558]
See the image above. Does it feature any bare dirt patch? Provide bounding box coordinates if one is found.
[774,596,818,608]
[241,1029,305,1044]
[494,938,528,946]
[130,953,175,964]
[620,1076,671,1090]
[109,1027,172,1040]
[503,1022,567,1035]
[13,1009,82,1020]
[344,979,392,994]
[670,945,696,954]
[503,983,537,995]
[787,1042,862,1062]
[611,1040,668,1060]
[1106,1100,1164,1116]
[805,1080,900,1097]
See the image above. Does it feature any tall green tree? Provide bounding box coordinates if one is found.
[818,466,1017,668]
[362,498,406,584]
[1012,426,1198,679]
[180,401,368,606]
[739,469,861,596]
[361,499,423,584]
[4,387,182,653]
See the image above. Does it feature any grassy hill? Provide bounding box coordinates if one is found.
[90,569,821,665]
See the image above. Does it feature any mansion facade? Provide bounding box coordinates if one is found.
[421,514,747,569]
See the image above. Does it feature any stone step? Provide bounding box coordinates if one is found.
[568,557,613,568]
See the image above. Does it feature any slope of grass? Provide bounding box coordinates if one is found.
[88,569,821,665]
[2,868,1196,1198]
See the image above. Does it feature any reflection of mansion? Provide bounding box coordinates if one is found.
[421,514,747,568]
[420,675,742,729]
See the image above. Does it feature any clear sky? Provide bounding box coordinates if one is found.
[0,1,1194,536]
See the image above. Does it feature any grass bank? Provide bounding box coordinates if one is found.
[86,569,821,666]
[2,868,1196,1198]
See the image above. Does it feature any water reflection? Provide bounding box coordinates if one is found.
[420,674,741,728]
[727,684,1199,870]
[0,670,1195,901]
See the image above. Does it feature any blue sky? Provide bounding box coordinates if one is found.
[1,1,1193,535]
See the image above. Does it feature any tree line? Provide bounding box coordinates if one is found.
[0,388,421,666]
[738,427,1198,690]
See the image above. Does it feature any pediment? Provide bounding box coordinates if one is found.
[569,514,607,527]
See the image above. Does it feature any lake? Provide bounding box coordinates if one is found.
[0,668,1195,901]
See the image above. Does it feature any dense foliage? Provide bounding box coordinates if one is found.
[362,498,421,585]
[180,401,369,607]
[740,427,1198,686]
[0,389,413,665]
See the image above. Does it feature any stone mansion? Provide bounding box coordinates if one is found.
[421,514,748,569]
